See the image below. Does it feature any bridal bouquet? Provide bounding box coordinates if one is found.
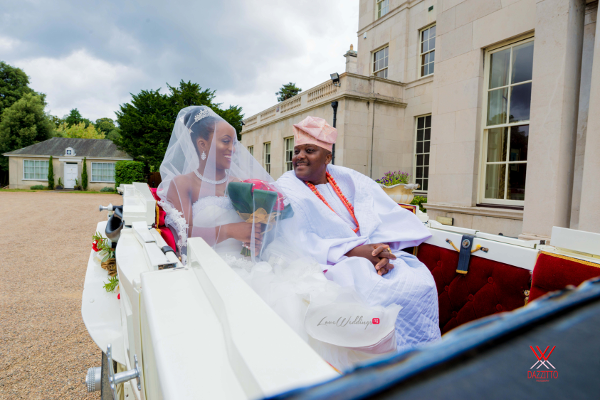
[228,179,294,256]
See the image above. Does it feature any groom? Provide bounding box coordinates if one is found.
[276,116,441,350]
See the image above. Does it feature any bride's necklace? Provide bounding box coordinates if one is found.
[193,169,229,185]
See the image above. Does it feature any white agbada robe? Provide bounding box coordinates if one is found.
[276,164,441,350]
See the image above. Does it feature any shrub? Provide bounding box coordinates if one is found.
[81,157,88,190]
[56,177,63,190]
[30,185,46,190]
[115,160,145,189]
[100,186,115,192]
[410,195,427,213]
[47,156,55,190]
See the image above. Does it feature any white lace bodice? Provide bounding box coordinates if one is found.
[160,195,245,257]
[192,195,234,214]
[192,196,244,256]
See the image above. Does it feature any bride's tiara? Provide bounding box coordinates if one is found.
[179,107,219,133]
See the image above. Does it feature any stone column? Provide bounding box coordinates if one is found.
[578,6,600,234]
[569,3,597,229]
[344,45,358,74]
[521,0,586,240]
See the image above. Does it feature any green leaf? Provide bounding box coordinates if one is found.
[227,182,254,213]
[103,276,119,293]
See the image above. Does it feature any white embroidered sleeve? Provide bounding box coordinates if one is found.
[158,200,189,251]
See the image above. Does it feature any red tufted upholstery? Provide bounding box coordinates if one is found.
[529,252,600,302]
[149,188,177,251]
[417,243,531,334]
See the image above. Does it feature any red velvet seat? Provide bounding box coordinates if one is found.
[529,251,600,302]
[149,187,177,251]
[417,243,531,334]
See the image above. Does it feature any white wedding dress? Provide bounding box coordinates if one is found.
[189,195,398,371]
[158,106,404,372]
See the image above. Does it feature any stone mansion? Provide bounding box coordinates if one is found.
[240,0,600,241]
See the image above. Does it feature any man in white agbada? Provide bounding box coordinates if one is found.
[276,116,441,351]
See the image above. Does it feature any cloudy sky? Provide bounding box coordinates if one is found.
[1,0,359,122]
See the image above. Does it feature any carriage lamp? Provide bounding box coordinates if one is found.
[330,72,340,87]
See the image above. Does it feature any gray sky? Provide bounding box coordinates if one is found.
[0,0,359,122]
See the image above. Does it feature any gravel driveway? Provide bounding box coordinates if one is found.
[0,191,122,399]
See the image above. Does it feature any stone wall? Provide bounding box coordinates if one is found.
[242,0,600,239]
[241,73,406,180]
[8,155,125,190]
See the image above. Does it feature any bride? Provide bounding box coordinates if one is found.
[157,106,401,371]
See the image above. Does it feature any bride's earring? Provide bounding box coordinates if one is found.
[201,151,207,161]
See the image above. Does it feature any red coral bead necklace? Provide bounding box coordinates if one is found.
[306,172,360,233]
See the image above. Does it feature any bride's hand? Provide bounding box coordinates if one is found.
[224,222,264,245]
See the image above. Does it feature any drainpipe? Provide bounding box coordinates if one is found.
[331,101,338,164]
[369,78,376,178]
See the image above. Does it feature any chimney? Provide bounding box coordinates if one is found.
[344,44,358,74]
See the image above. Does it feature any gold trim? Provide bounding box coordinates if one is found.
[555,247,600,260]
[540,251,600,269]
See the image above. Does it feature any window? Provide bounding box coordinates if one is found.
[23,160,48,180]
[376,0,389,19]
[373,47,389,78]
[248,145,254,156]
[415,115,431,191]
[263,142,271,174]
[481,38,534,204]
[284,137,294,171]
[66,149,72,155]
[420,25,436,77]
[91,162,115,182]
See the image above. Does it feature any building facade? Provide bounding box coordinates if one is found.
[3,137,133,190]
[241,0,600,240]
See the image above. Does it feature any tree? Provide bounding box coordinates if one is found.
[95,117,121,142]
[275,82,302,102]
[105,129,121,141]
[81,157,88,190]
[64,108,92,128]
[115,89,173,171]
[169,80,217,109]
[168,80,244,138]
[0,93,53,173]
[54,122,105,139]
[48,155,55,189]
[0,61,34,118]
[116,80,244,171]
[48,115,64,130]
[215,105,244,139]
[95,117,116,135]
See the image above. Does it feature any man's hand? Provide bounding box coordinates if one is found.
[345,243,396,276]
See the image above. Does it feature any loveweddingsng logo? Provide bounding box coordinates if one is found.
[527,346,558,382]
[317,316,381,330]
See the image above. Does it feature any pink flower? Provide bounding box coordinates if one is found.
[243,179,285,211]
